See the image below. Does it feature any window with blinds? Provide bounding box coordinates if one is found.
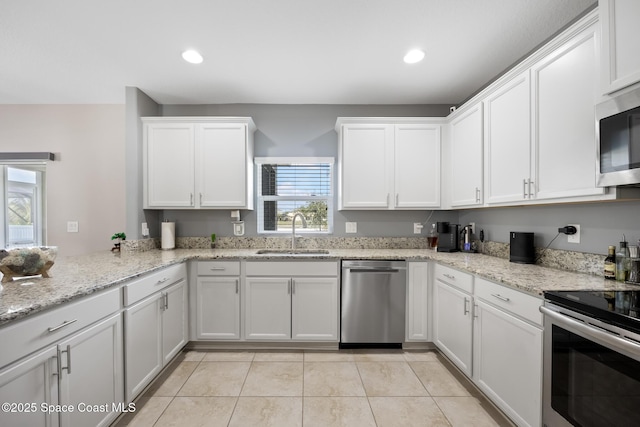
[255,157,333,234]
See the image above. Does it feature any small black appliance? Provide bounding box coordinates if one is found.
[436,222,460,252]
[510,231,535,264]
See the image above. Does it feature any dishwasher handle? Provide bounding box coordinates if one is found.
[346,268,402,273]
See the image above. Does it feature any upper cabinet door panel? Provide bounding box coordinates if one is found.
[394,125,441,208]
[340,124,393,209]
[450,104,483,207]
[197,123,248,208]
[146,124,195,208]
[601,0,640,94]
[485,71,531,204]
[533,24,604,200]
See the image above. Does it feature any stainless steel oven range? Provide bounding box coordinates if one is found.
[541,291,640,427]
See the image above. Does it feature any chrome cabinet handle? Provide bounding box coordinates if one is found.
[210,267,226,271]
[292,279,296,295]
[165,292,169,310]
[156,277,169,285]
[443,273,455,280]
[464,297,470,315]
[475,187,481,203]
[48,319,78,333]
[395,194,399,206]
[235,279,239,294]
[474,303,479,318]
[287,279,291,295]
[61,344,71,374]
[528,180,534,197]
[199,193,203,205]
[491,293,510,302]
[190,193,194,206]
[523,179,528,199]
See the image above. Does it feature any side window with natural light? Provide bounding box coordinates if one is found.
[0,164,46,248]
[256,158,333,234]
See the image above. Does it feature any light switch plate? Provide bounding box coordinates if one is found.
[345,222,357,233]
[67,221,79,233]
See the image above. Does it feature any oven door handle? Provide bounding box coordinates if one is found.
[540,306,640,354]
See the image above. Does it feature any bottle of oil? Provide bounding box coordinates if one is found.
[427,224,438,249]
[604,245,616,280]
[616,240,630,282]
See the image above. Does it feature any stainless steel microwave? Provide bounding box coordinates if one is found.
[596,85,640,187]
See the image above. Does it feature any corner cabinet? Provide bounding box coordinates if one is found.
[600,0,640,94]
[336,118,443,210]
[449,104,484,207]
[143,117,255,209]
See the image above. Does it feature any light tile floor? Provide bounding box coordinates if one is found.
[113,349,515,427]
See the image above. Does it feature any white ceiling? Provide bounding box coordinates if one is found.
[1,0,596,105]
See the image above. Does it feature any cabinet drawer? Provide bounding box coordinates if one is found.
[197,261,240,276]
[0,287,120,369]
[123,263,187,306]
[434,263,473,294]
[475,277,543,326]
[246,261,338,277]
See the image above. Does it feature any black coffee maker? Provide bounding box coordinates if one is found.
[436,222,460,252]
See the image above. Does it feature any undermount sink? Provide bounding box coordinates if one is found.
[255,249,330,255]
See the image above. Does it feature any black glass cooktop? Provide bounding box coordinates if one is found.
[544,290,640,335]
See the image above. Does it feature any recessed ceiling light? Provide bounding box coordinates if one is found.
[182,50,203,64]
[403,49,425,64]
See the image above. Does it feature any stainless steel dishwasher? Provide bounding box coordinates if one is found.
[340,260,406,347]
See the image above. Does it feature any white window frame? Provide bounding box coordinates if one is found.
[255,157,334,235]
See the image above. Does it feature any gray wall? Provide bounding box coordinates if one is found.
[125,87,161,239]
[459,201,640,255]
[150,104,458,238]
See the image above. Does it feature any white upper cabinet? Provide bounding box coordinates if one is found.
[336,118,443,210]
[143,117,255,210]
[484,72,532,204]
[531,21,604,201]
[600,0,640,94]
[449,104,483,207]
[145,122,195,208]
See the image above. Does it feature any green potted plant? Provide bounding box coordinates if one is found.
[211,233,216,249]
[111,232,126,252]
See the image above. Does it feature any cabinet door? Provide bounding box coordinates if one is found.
[485,72,532,204]
[532,23,604,200]
[406,262,429,342]
[196,123,250,208]
[145,123,195,208]
[340,124,393,209]
[450,104,484,207]
[473,300,542,427]
[124,294,162,402]
[161,280,188,364]
[600,0,640,93]
[394,125,441,208]
[58,313,123,427]
[291,277,339,341]
[433,280,473,376]
[0,347,58,427]
[196,276,241,340]
[245,277,291,340]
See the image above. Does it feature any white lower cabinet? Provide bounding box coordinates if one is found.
[57,313,123,427]
[194,261,241,340]
[244,261,339,342]
[123,263,187,402]
[473,299,542,427]
[406,261,430,341]
[433,278,473,376]
[0,288,123,427]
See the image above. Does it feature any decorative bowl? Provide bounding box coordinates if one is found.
[0,246,58,283]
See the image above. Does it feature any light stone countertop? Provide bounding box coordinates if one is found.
[1,247,638,327]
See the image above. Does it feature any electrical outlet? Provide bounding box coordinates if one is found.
[142,222,149,237]
[413,223,423,234]
[67,221,79,233]
[345,222,357,233]
[568,224,580,243]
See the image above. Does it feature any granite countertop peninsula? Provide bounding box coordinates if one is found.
[1,247,639,327]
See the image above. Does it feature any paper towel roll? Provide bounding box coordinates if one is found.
[161,222,175,250]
